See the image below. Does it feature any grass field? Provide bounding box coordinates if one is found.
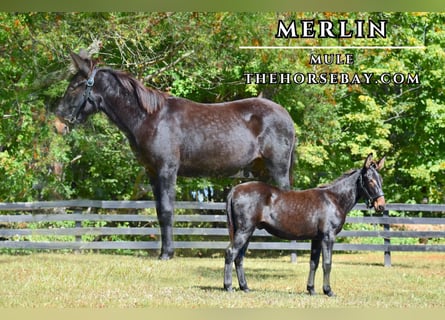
[0,251,443,308]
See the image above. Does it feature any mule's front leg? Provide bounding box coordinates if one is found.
[158,208,174,260]
[321,236,335,297]
[151,173,177,260]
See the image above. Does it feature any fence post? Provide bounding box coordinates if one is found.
[290,240,297,263]
[74,210,82,254]
[383,209,391,267]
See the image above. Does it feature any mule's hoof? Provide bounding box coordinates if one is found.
[241,287,250,293]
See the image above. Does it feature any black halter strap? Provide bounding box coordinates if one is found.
[358,172,385,208]
[69,68,98,123]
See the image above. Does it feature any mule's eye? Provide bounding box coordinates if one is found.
[70,81,85,91]
[68,83,80,92]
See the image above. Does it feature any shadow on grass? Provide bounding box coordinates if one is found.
[195,265,297,279]
[194,284,312,297]
[336,260,426,268]
[335,261,384,267]
[194,285,226,292]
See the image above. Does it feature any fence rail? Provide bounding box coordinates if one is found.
[1,201,444,266]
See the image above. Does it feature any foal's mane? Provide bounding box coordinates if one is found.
[103,68,169,114]
[317,169,359,189]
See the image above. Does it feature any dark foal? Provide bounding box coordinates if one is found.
[55,50,296,260]
[224,154,385,296]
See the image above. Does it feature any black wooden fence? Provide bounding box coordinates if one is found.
[0,201,444,266]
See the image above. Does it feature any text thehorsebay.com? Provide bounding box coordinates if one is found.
[243,19,421,86]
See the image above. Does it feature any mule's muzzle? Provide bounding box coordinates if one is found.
[54,117,70,135]
[55,108,83,126]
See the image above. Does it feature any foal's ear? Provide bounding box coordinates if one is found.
[376,155,386,171]
[363,153,373,169]
[70,50,93,77]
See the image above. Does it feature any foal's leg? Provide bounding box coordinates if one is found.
[321,236,335,297]
[307,239,322,295]
[224,231,252,292]
[235,241,251,292]
[224,245,236,292]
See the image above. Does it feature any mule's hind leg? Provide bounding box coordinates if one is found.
[266,154,293,190]
[307,239,322,295]
[266,162,291,191]
[264,136,294,190]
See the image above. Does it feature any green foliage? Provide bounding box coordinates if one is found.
[0,12,444,206]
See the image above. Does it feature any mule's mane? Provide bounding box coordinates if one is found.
[103,68,169,114]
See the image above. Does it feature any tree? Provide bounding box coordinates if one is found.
[0,12,444,205]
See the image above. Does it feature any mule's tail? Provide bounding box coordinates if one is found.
[288,136,297,187]
[226,187,236,243]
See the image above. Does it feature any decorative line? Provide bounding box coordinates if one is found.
[239,46,426,50]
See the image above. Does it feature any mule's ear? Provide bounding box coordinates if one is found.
[376,155,386,171]
[70,50,92,77]
[363,153,373,169]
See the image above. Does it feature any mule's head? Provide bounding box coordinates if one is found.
[55,51,101,125]
[359,153,386,212]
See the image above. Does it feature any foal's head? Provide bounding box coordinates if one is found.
[359,153,386,212]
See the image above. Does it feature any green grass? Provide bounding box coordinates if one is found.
[0,252,443,308]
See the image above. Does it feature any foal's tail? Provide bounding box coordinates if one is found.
[226,188,236,243]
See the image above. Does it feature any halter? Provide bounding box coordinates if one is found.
[358,171,385,208]
[69,68,98,123]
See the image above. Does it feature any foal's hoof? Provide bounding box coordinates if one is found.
[158,253,173,260]
[307,285,316,296]
[224,285,234,292]
[323,287,335,297]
